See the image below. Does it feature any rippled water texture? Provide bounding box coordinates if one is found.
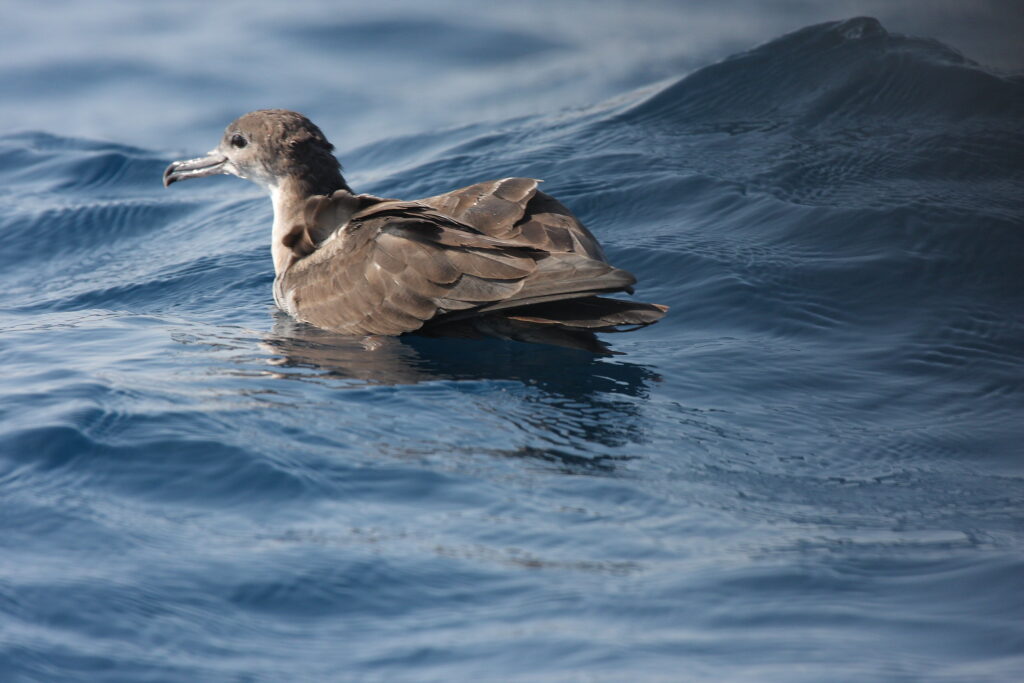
[2,2,1023,681]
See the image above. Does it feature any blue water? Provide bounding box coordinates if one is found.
[2,2,1024,680]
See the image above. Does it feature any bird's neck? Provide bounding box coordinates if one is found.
[269,174,352,277]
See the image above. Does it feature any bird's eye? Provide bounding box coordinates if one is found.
[230,134,248,149]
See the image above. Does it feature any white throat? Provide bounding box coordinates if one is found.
[269,182,294,278]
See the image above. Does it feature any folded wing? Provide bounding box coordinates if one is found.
[277,179,665,342]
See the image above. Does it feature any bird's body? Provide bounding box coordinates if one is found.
[164,110,665,352]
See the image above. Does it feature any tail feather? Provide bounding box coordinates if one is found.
[505,297,668,332]
[420,296,667,354]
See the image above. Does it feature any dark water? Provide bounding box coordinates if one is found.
[2,3,1023,681]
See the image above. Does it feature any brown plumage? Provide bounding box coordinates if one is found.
[164,110,666,353]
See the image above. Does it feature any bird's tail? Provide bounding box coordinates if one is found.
[502,297,668,332]
[424,297,668,354]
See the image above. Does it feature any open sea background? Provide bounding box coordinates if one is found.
[1,1,1022,680]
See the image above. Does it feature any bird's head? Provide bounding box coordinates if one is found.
[163,109,348,196]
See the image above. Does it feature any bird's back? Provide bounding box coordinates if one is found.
[418,177,607,262]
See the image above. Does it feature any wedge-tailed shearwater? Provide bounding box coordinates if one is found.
[164,110,666,352]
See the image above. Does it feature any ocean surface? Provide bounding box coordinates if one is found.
[2,2,1023,681]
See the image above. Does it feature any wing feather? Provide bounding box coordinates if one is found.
[276,181,642,336]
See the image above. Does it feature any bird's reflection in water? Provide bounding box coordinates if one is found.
[261,315,433,385]
[264,313,658,395]
[255,312,661,471]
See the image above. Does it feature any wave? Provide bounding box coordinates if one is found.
[622,17,1024,129]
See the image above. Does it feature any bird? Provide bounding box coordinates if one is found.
[163,109,666,353]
